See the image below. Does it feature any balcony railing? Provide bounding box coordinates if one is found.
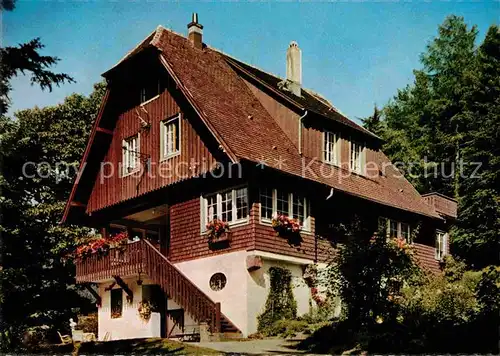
[75,240,145,283]
[74,239,238,334]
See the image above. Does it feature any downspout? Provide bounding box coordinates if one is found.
[298,110,308,155]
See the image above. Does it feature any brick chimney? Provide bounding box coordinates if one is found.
[187,13,203,49]
[286,41,302,96]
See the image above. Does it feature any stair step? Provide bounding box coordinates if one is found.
[141,240,242,335]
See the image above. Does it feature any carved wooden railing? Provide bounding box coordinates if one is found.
[75,241,145,283]
[75,239,236,333]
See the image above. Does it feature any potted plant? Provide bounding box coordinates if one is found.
[272,213,301,237]
[206,219,230,244]
[74,231,129,260]
[137,300,154,322]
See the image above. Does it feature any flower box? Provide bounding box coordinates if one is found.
[206,219,230,245]
[272,214,301,237]
[74,232,129,260]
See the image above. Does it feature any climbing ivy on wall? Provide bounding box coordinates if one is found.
[257,267,297,331]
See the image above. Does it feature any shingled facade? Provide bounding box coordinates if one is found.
[64,14,457,340]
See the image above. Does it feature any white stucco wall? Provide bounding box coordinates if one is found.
[246,252,314,335]
[166,298,197,337]
[96,251,324,339]
[97,277,161,341]
[174,250,250,336]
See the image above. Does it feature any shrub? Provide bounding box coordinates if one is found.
[329,218,419,327]
[400,271,479,323]
[78,313,97,335]
[257,267,297,331]
[260,319,309,338]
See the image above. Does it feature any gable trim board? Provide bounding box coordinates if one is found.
[62,89,111,223]
[62,26,441,224]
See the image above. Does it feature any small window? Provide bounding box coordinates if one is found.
[386,218,412,243]
[389,220,399,238]
[221,190,233,222]
[292,193,305,223]
[140,79,161,104]
[401,222,411,243]
[202,187,249,228]
[110,288,123,319]
[209,273,227,291]
[160,115,180,159]
[276,190,289,216]
[323,131,340,165]
[259,187,273,220]
[207,195,218,222]
[350,141,365,173]
[436,231,446,260]
[122,135,139,175]
[259,188,310,230]
[235,187,248,220]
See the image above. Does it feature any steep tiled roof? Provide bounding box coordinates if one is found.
[222,55,380,139]
[150,27,439,218]
[63,26,440,222]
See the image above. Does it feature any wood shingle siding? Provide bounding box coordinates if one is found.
[87,82,217,213]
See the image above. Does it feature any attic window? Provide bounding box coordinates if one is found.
[350,140,366,174]
[140,79,161,104]
[160,114,181,160]
[323,131,340,166]
[122,134,139,176]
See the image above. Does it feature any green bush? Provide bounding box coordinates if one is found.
[260,319,309,338]
[78,313,98,335]
[400,270,480,323]
[257,267,297,332]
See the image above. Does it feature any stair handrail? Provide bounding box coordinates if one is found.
[139,239,222,332]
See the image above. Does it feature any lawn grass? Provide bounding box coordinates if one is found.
[37,337,222,355]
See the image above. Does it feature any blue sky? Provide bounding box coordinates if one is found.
[5,1,499,122]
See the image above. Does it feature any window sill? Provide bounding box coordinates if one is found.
[259,219,313,235]
[201,218,249,235]
[122,169,140,178]
[140,94,160,107]
[322,160,341,168]
[349,168,366,177]
[160,151,181,162]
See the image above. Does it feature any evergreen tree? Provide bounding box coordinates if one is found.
[361,105,384,137]
[361,17,498,268]
[0,82,106,349]
[452,26,500,268]
[365,16,478,194]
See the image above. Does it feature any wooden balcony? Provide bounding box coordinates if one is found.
[75,241,146,283]
[74,239,240,334]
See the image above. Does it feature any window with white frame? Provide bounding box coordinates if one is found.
[323,131,340,165]
[202,187,248,229]
[435,231,446,260]
[259,188,311,230]
[122,134,139,175]
[350,140,365,173]
[401,222,411,242]
[260,187,273,220]
[160,115,180,159]
[386,218,412,243]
